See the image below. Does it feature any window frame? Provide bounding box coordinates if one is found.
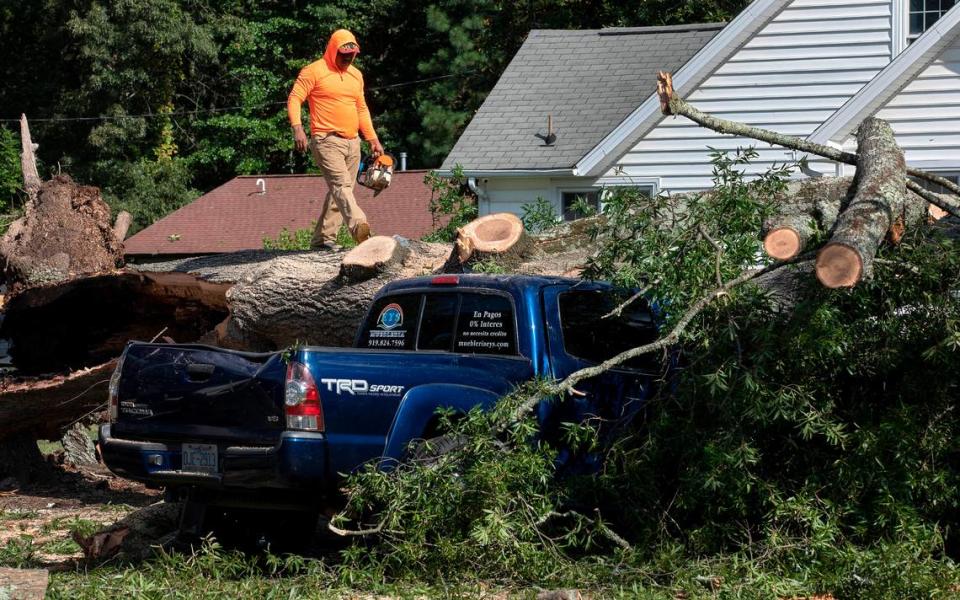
[558,188,601,222]
[902,0,956,47]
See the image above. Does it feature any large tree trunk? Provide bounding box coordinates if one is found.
[815,118,915,288]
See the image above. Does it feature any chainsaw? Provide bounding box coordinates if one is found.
[357,153,395,192]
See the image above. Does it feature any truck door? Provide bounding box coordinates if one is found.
[541,285,663,465]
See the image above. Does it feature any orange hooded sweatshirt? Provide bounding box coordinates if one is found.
[287,29,377,141]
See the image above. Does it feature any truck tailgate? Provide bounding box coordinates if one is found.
[112,343,287,445]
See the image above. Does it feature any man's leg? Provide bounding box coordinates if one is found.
[342,138,369,241]
[309,135,344,248]
[313,136,369,243]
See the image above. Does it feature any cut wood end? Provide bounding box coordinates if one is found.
[816,243,863,288]
[763,228,802,260]
[928,203,949,221]
[461,213,525,254]
[656,71,674,115]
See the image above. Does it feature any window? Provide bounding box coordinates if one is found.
[359,294,422,350]
[559,290,660,372]
[909,0,956,42]
[360,291,518,355]
[454,293,518,356]
[417,293,458,351]
[561,190,600,221]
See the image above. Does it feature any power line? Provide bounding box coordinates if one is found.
[0,71,477,124]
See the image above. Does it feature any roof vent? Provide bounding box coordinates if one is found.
[535,114,556,146]
[256,178,266,195]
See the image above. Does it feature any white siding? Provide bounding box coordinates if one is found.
[481,177,556,217]
[605,0,896,192]
[837,36,960,171]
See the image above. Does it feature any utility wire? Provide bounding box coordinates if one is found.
[0,71,477,124]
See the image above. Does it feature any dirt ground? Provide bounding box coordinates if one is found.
[0,457,161,569]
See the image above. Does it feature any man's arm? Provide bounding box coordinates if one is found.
[356,75,383,157]
[287,67,314,153]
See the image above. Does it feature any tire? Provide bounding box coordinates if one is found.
[406,433,469,467]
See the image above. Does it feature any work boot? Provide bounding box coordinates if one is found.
[310,241,341,252]
[353,222,371,243]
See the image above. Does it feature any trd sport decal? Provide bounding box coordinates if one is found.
[377,303,403,330]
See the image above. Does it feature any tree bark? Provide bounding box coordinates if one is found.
[816,118,909,288]
[19,115,41,206]
[113,210,133,243]
[761,177,855,260]
[0,361,117,441]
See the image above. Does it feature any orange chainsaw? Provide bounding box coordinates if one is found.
[357,153,395,193]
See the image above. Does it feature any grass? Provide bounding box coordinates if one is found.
[0,509,40,521]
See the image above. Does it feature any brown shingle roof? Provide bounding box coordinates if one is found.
[123,172,438,256]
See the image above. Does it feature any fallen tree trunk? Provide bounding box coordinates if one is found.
[815,118,915,288]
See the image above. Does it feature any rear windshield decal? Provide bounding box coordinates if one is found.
[377,303,404,330]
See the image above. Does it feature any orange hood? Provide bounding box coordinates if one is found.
[324,29,360,71]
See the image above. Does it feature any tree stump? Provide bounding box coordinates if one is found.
[0,175,123,290]
[340,236,410,282]
[450,212,533,270]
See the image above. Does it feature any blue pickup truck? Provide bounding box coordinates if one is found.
[100,274,661,522]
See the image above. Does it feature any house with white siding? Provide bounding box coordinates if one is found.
[441,0,960,220]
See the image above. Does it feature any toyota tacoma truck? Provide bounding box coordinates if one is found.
[100,274,662,523]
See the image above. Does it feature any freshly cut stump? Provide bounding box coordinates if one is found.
[340,236,410,282]
[452,213,533,269]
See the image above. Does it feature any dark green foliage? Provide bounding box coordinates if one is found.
[0,126,19,213]
[328,151,960,594]
[96,157,199,235]
[421,165,477,242]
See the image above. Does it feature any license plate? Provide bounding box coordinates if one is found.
[181,443,218,474]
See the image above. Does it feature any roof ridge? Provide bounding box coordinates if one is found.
[598,22,726,36]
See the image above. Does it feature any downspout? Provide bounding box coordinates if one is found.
[467,177,490,216]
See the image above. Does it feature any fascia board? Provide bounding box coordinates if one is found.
[574,0,791,178]
[809,5,960,145]
[434,168,576,178]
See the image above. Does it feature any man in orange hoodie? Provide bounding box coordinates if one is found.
[288,29,384,249]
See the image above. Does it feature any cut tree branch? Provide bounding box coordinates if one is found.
[656,71,960,218]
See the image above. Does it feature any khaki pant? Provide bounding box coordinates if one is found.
[309,133,368,247]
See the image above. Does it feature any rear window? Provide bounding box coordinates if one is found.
[558,290,659,371]
[359,290,518,356]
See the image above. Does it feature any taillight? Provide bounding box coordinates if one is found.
[108,352,125,422]
[430,275,459,285]
[285,361,324,432]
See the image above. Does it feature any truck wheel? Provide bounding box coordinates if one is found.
[406,433,468,467]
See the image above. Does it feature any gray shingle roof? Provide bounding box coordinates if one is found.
[441,23,724,172]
